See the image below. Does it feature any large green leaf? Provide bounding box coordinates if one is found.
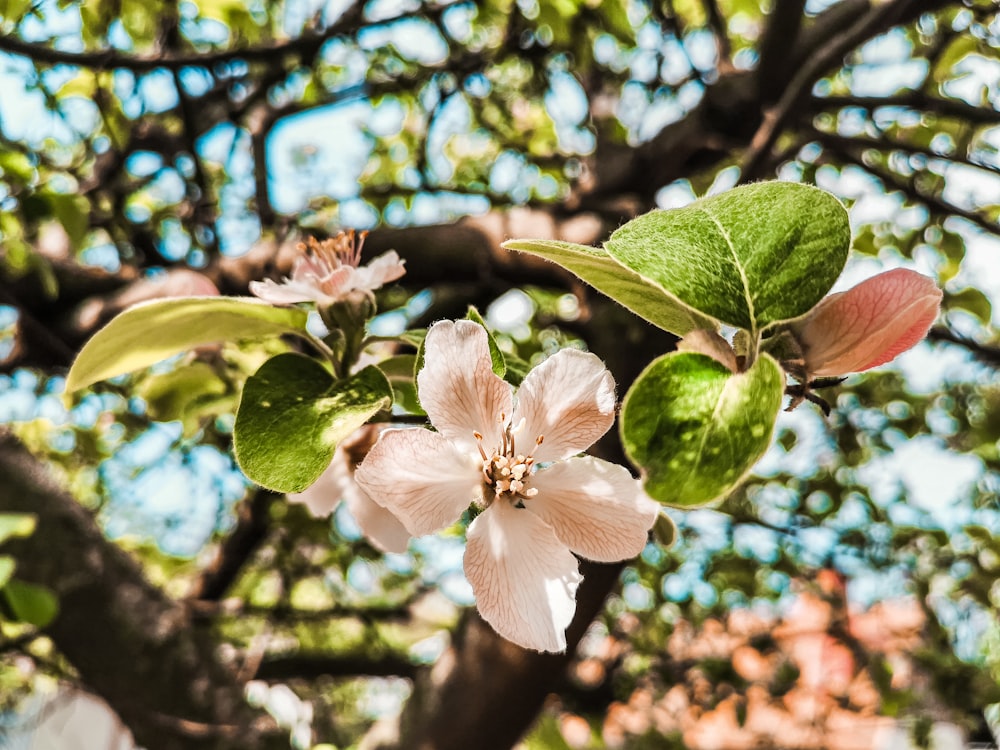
[502,238,714,335]
[621,352,784,506]
[234,354,392,493]
[66,297,310,392]
[605,182,850,335]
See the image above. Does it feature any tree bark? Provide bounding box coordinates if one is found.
[0,432,281,750]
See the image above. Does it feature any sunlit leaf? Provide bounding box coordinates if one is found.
[605,182,850,335]
[621,352,784,506]
[234,354,392,493]
[467,306,505,377]
[66,297,310,392]
[503,238,715,335]
[0,557,15,589]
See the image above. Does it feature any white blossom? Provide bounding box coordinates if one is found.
[356,320,658,652]
[249,231,405,306]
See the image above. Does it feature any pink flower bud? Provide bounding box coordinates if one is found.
[793,268,942,378]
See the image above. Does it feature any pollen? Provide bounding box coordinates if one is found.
[475,421,544,503]
[301,229,367,270]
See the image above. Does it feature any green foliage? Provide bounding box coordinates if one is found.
[467,306,506,377]
[2,580,58,628]
[378,354,424,415]
[0,514,35,545]
[605,182,851,336]
[621,352,784,506]
[233,355,392,493]
[65,297,311,392]
[0,514,55,627]
[503,238,715,335]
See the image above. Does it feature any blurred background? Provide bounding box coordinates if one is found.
[0,0,999,748]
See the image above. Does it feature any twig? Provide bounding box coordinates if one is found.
[741,0,934,181]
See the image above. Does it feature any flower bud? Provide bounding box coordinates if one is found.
[793,268,942,378]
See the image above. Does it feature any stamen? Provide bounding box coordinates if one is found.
[477,423,545,504]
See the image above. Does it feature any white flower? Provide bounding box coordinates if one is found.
[289,425,410,554]
[355,320,659,652]
[249,231,405,306]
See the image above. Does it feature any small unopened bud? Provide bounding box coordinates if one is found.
[320,289,377,332]
[793,268,942,378]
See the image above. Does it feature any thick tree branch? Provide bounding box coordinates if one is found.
[383,560,627,750]
[0,432,282,750]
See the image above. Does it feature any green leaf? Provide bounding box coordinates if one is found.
[45,192,90,250]
[621,352,784,506]
[605,182,850,335]
[66,297,310,392]
[0,557,15,589]
[501,351,531,387]
[466,306,505,377]
[138,361,229,422]
[378,353,425,415]
[3,579,59,627]
[234,354,392,493]
[0,513,36,546]
[947,288,992,324]
[0,0,33,23]
[653,513,678,547]
[503,238,714,335]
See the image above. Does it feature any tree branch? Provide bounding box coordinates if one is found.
[0,432,282,750]
[825,141,999,235]
[700,0,731,70]
[190,488,276,601]
[927,326,1000,367]
[810,93,1000,125]
[255,653,420,681]
[0,3,367,72]
[756,0,808,103]
[741,0,958,181]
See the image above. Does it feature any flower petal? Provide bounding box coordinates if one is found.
[354,427,481,536]
[515,349,616,461]
[286,453,349,518]
[353,251,407,290]
[795,269,942,377]
[525,457,658,562]
[464,501,582,652]
[317,265,356,299]
[417,320,513,451]
[344,490,411,554]
[248,278,321,305]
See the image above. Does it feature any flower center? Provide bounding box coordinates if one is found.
[474,415,544,503]
[302,230,367,272]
